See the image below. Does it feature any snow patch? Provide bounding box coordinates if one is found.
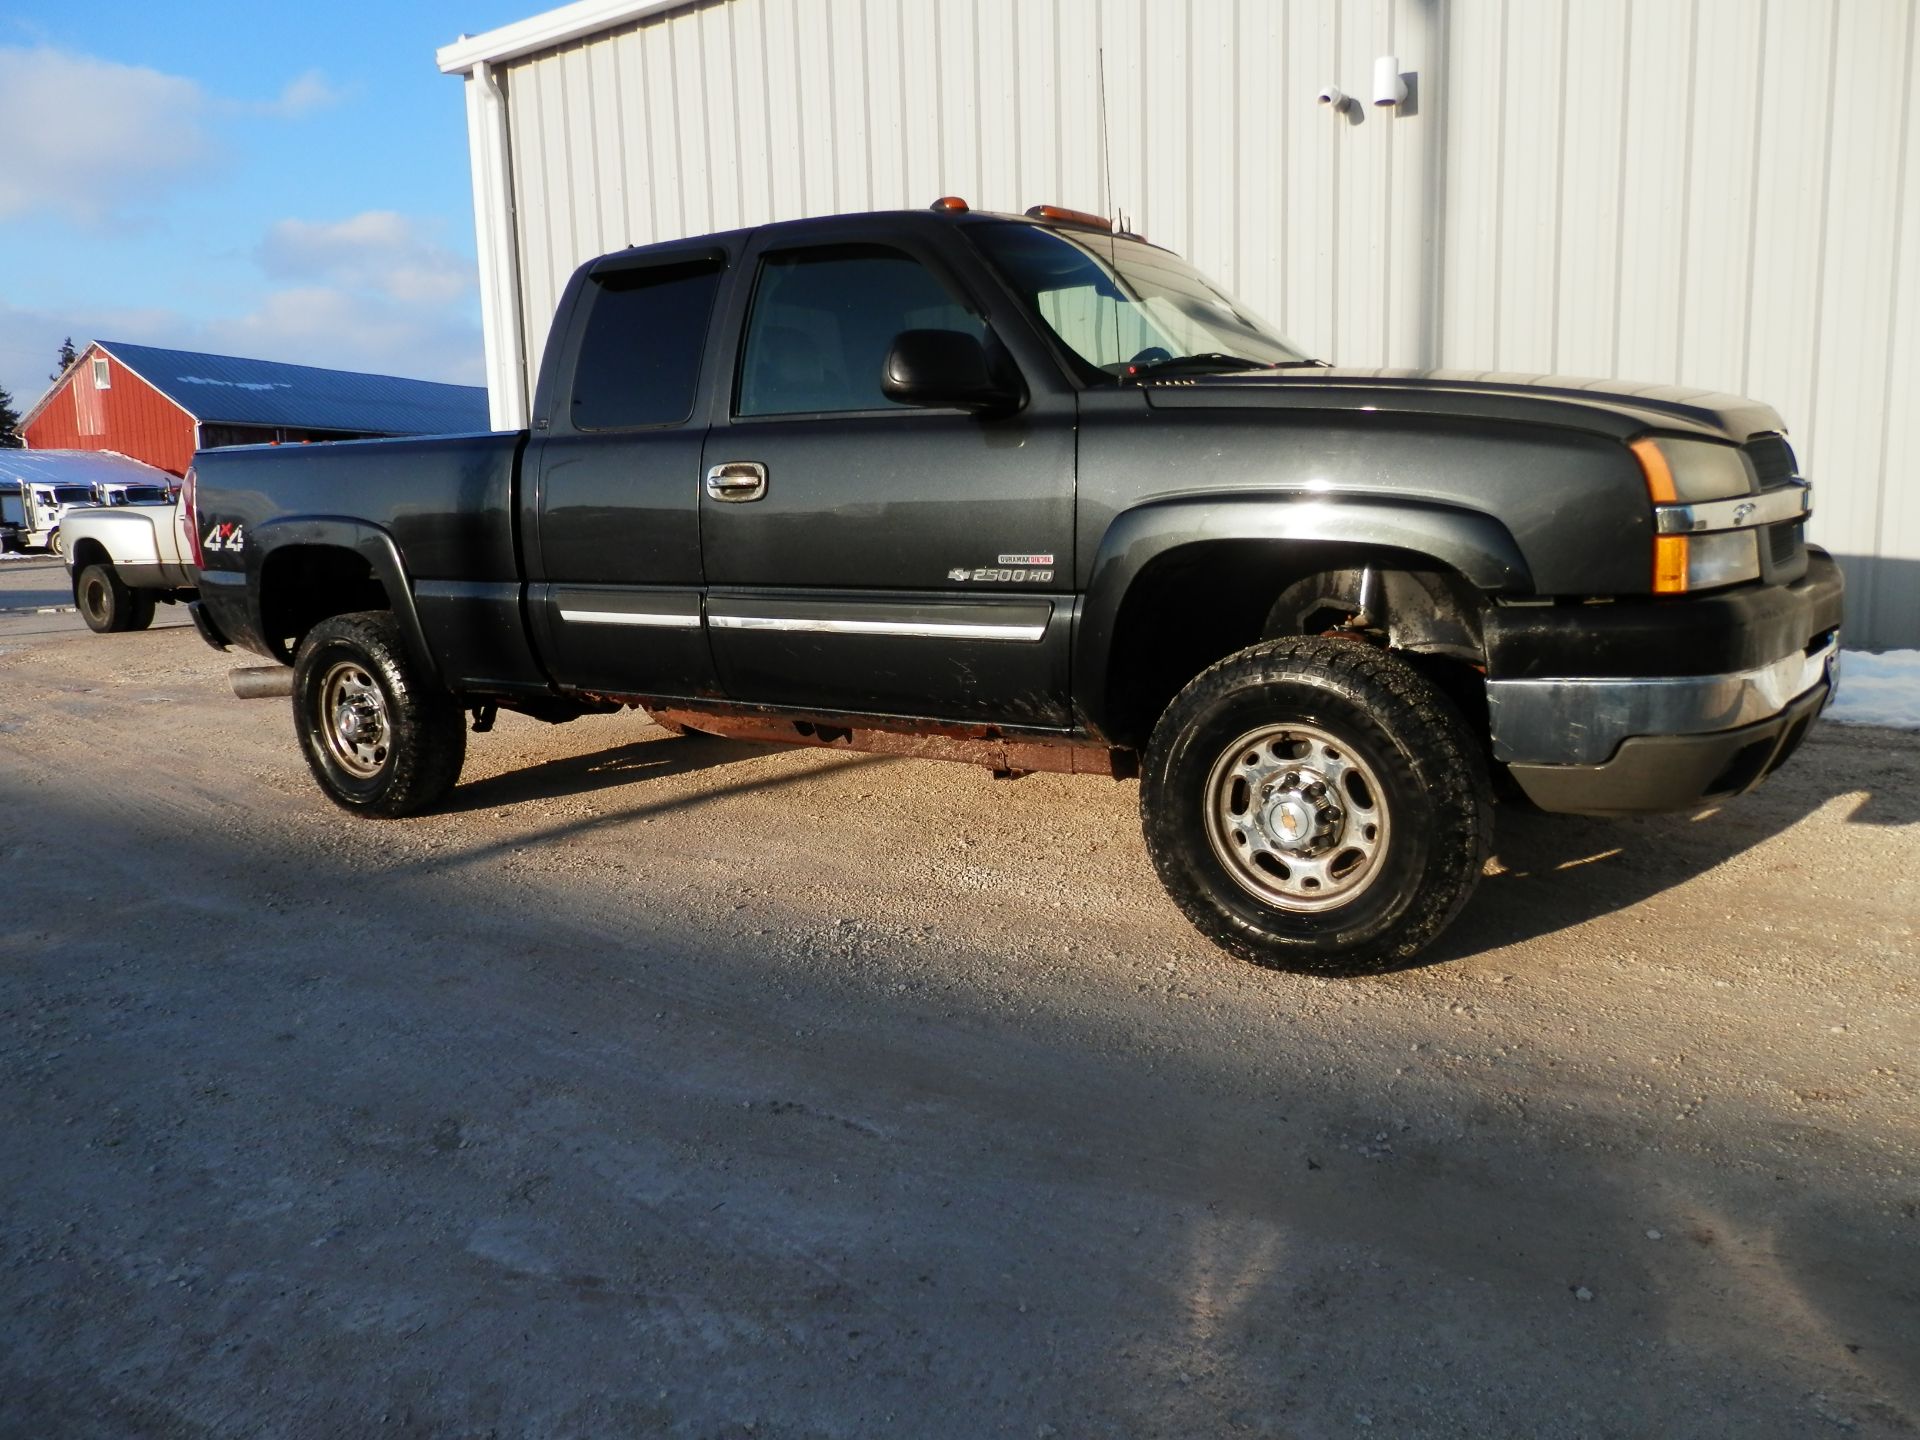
[1830,650,1920,731]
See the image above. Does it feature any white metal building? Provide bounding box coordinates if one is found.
[440,0,1920,649]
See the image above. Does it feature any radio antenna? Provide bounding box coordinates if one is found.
[1097,45,1122,383]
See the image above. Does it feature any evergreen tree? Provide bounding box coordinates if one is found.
[52,337,78,380]
[0,383,21,448]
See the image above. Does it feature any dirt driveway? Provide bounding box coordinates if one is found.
[2,594,1915,1438]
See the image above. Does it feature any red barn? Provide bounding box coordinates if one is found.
[19,341,490,477]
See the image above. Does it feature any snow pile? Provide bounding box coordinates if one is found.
[1830,649,1920,731]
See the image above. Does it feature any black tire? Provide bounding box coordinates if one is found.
[47,528,63,558]
[292,611,466,817]
[125,591,156,631]
[1141,637,1491,974]
[75,562,136,633]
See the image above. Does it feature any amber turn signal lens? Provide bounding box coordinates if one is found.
[930,196,970,212]
[1653,534,1690,594]
[1631,437,1680,504]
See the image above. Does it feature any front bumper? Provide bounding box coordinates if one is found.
[1498,667,1831,815]
[1484,550,1843,815]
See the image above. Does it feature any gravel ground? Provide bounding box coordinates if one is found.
[1,572,1915,1438]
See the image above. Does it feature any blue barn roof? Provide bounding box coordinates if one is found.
[101,341,490,435]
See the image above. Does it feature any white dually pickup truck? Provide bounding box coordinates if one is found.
[61,494,197,633]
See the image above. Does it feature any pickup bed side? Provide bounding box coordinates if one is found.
[191,431,543,694]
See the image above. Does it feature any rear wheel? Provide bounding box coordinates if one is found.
[292,612,466,817]
[1141,637,1490,974]
[75,562,137,633]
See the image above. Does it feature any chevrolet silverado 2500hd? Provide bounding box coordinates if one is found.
[185,202,1843,972]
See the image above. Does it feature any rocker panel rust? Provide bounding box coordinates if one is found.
[629,701,1138,780]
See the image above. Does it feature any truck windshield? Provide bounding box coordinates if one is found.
[968,220,1313,379]
[52,486,94,504]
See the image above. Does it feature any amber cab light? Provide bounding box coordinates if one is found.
[930,195,970,212]
[1025,203,1113,232]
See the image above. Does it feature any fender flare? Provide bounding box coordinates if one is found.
[248,517,440,682]
[1074,494,1532,736]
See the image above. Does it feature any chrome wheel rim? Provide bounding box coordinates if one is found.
[318,660,390,779]
[1203,722,1391,912]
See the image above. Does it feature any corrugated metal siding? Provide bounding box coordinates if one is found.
[481,0,1920,648]
[23,350,197,477]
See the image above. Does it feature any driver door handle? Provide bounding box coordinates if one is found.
[705,461,768,502]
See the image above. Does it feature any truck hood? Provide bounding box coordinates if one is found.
[1138,367,1787,444]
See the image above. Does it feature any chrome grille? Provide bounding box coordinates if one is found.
[1746,436,1798,490]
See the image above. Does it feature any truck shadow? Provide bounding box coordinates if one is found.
[1427,728,1920,964]
[441,731,785,814]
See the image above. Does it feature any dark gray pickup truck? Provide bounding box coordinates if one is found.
[187,201,1843,972]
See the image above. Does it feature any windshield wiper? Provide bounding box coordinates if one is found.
[1126,352,1273,377]
[1125,353,1325,378]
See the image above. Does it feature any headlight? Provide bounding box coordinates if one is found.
[1633,436,1762,593]
[1653,528,1760,593]
[1631,437,1753,503]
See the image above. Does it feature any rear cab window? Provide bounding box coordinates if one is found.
[568,257,725,430]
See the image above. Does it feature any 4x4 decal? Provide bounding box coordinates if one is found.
[202,521,246,554]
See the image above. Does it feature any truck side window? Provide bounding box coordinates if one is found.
[736,245,984,417]
[570,258,723,430]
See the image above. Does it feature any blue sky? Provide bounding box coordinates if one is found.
[0,0,537,410]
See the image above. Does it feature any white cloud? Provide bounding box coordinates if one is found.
[0,46,214,226]
[200,286,483,385]
[2,202,482,407]
[257,211,475,307]
[1,292,485,411]
[259,69,345,118]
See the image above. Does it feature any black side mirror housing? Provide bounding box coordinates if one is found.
[881,330,1022,415]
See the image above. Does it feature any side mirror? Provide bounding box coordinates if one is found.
[881,329,1021,415]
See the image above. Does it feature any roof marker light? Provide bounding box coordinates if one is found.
[930,196,970,212]
[1025,204,1113,232]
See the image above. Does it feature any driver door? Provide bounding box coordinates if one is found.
[698,225,1077,727]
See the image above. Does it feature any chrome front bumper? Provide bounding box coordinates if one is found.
[1487,635,1840,767]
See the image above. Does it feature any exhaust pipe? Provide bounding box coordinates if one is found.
[230,665,294,700]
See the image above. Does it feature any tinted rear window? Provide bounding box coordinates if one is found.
[569,258,724,430]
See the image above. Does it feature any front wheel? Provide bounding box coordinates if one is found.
[1141,637,1491,974]
[292,612,466,817]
